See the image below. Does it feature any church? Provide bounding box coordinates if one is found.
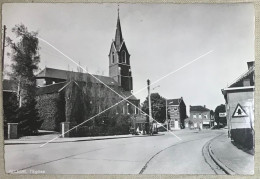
[34,11,144,134]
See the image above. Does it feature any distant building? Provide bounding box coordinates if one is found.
[167,97,186,129]
[221,61,254,149]
[189,105,211,129]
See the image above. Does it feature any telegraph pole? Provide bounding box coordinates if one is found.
[2,25,6,72]
[147,79,152,123]
[166,99,168,131]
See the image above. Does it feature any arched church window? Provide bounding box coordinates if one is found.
[112,52,115,64]
[121,51,126,63]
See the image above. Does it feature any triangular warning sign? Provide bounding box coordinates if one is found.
[232,103,248,118]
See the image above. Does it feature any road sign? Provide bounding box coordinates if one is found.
[219,112,226,117]
[232,103,248,118]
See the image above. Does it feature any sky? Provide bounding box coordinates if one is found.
[2,3,255,114]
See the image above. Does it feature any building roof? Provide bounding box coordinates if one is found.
[190,105,210,112]
[36,67,119,86]
[167,98,182,106]
[228,62,255,88]
[3,79,17,92]
[122,91,138,101]
[36,81,68,95]
[36,80,140,102]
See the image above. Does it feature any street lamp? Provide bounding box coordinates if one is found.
[152,85,160,91]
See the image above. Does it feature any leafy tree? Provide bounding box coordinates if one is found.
[9,24,41,135]
[214,104,227,127]
[3,92,19,138]
[141,93,166,123]
[210,110,214,126]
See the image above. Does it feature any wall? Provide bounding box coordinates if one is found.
[168,105,180,129]
[64,81,139,126]
[36,92,65,131]
[226,90,254,149]
[190,111,210,128]
[36,79,140,134]
[226,91,254,131]
[179,101,187,128]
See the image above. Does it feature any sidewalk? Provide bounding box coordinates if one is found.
[4,133,164,145]
[209,131,254,175]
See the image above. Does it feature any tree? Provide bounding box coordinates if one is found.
[210,110,214,127]
[3,92,19,138]
[9,24,41,135]
[141,93,166,123]
[214,104,227,127]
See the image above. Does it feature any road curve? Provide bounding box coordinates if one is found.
[141,130,225,174]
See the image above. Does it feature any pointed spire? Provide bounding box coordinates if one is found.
[115,4,123,51]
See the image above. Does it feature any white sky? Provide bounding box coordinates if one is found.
[2,3,255,113]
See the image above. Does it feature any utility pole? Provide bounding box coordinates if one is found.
[2,25,6,72]
[147,79,152,123]
[166,99,168,131]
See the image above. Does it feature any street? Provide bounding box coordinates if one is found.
[5,130,227,174]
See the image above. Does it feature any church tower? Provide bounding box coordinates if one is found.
[108,9,133,92]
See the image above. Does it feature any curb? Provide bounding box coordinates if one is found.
[208,135,236,175]
[4,133,165,145]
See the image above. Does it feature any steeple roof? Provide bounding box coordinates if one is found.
[114,8,123,51]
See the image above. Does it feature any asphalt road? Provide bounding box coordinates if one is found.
[5,129,225,174]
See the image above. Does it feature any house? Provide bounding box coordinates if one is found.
[221,61,254,149]
[189,105,211,129]
[167,97,186,129]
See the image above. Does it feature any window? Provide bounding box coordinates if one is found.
[199,114,202,119]
[204,114,207,119]
[135,106,139,114]
[121,51,126,63]
[98,105,101,113]
[174,107,177,110]
[115,106,119,115]
[193,114,197,119]
[122,105,125,114]
[127,103,130,114]
[112,52,115,64]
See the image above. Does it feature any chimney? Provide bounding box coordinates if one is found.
[243,78,251,86]
[247,61,254,70]
[204,105,206,108]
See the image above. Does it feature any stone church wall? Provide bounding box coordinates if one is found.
[36,79,139,133]
[36,92,65,131]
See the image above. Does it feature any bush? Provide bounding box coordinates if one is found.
[73,114,131,137]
